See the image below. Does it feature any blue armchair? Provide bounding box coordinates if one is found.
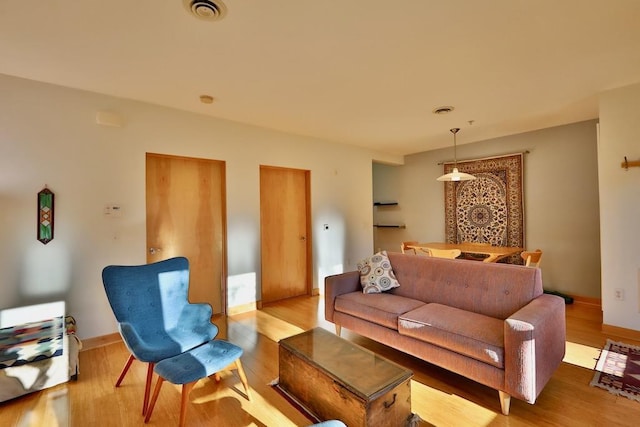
[102,257,218,416]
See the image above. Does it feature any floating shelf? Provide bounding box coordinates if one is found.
[374,224,406,228]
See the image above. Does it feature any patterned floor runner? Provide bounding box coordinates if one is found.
[590,339,640,402]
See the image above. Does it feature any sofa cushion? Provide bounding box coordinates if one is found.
[356,251,400,293]
[335,292,425,330]
[398,303,505,368]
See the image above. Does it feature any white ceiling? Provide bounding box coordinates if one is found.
[1,1,640,156]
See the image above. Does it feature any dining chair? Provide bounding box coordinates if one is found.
[521,249,543,267]
[101,257,219,416]
[417,247,462,259]
[400,241,418,254]
[460,241,491,261]
[413,247,430,256]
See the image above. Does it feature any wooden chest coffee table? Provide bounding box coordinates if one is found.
[278,327,413,427]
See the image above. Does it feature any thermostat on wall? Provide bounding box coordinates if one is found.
[104,203,122,217]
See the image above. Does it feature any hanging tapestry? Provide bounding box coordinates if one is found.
[443,153,524,263]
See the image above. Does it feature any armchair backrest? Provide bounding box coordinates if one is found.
[102,257,217,340]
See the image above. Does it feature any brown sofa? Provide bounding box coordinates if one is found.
[324,252,566,415]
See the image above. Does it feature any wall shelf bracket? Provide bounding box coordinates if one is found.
[621,156,640,170]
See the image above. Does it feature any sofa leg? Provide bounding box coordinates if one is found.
[335,324,341,336]
[498,390,511,415]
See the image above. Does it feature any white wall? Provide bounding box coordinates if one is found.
[371,163,404,252]
[374,120,601,299]
[598,83,640,330]
[0,74,375,340]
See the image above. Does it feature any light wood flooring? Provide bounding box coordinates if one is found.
[2,296,640,426]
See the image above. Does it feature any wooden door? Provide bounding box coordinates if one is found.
[260,166,311,304]
[146,153,226,314]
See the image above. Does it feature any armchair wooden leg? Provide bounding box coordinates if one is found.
[335,324,342,336]
[143,362,155,416]
[234,359,251,401]
[179,382,196,427]
[144,341,247,426]
[144,376,165,424]
[499,390,511,415]
[144,377,196,427]
[115,354,135,387]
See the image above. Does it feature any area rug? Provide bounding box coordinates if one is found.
[443,153,524,264]
[590,339,640,402]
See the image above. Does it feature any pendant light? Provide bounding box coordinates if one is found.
[437,128,476,182]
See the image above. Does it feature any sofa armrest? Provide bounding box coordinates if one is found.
[504,294,566,403]
[324,271,361,322]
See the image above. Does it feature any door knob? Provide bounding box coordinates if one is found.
[149,247,162,255]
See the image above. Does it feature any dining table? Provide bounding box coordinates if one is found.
[408,242,524,263]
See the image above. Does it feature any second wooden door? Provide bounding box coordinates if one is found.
[260,166,311,304]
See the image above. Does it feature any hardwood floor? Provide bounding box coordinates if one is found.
[2,297,639,426]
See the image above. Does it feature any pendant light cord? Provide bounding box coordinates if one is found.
[451,127,460,168]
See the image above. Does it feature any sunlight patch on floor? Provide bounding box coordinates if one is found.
[189,371,249,404]
[410,380,498,426]
[16,387,69,427]
[563,341,601,369]
[186,371,301,426]
[251,310,305,342]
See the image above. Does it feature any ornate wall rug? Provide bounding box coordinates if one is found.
[590,339,640,402]
[443,153,524,263]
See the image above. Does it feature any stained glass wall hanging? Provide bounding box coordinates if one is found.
[37,187,54,244]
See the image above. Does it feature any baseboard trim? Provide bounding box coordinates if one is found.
[570,294,601,307]
[80,332,121,352]
[572,295,640,341]
[602,323,640,342]
[228,301,258,316]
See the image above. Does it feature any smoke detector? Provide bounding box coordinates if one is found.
[183,0,227,21]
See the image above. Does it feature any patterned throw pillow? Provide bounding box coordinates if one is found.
[357,251,401,294]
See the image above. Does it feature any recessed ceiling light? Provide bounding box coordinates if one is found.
[183,0,227,21]
[200,95,214,104]
[432,106,455,114]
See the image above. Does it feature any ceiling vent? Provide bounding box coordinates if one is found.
[432,106,454,115]
[184,0,227,21]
